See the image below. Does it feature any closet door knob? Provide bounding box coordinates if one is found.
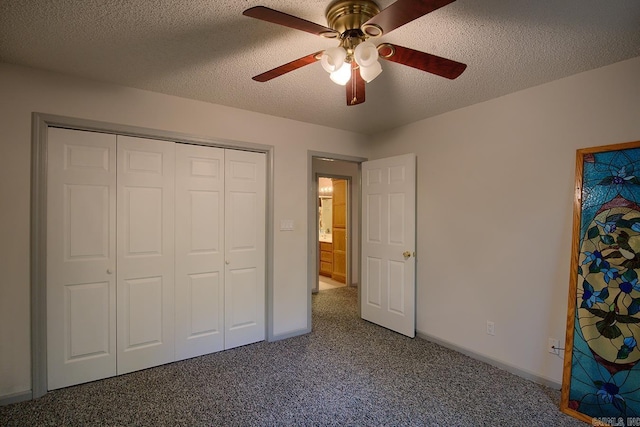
[225,260,230,265]
[107,269,113,274]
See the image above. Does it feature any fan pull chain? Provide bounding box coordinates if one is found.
[350,65,358,105]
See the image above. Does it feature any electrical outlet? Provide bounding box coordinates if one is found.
[486,320,495,336]
[548,338,559,355]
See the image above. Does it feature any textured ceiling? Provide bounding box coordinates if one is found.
[1,0,639,135]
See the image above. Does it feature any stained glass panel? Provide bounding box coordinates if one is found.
[563,141,640,425]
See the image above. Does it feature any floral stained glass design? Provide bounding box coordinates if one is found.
[566,145,640,422]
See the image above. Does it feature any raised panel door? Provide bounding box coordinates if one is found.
[361,154,416,337]
[116,135,175,374]
[332,179,347,283]
[46,128,117,390]
[332,228,346,283]
[175,144,225,360]
[224,150,266,349]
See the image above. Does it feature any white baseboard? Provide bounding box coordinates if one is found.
[269,327,311,342]
[415,330,562,390]
[0,390,32,406]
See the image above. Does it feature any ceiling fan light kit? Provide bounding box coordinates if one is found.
[354,41,379,68]
[330,62,353,85]
[320,46,347,73]
[359,59,382,82]
[243,0,467,106]
[320,40,381,85]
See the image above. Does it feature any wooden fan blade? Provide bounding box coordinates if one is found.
[378,43,466,79]
[346,63,366,106]
[362,0,456,36]
[243,6,339,38]
[252,51,323,82]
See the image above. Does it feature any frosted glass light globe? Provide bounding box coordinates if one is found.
[329,62,352,85]
[320,47,347,73]
[359,61,382,82]
[354,41,379,67]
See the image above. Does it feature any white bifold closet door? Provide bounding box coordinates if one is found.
[116,135,176,375]
[174,145,266,358]
[174,144,225,360]
[46,128,117,390]
[223,149,266,350]
[47,128,266,390]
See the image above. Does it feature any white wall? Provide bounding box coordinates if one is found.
[0,62,369,399]
[368,56,640,385]
[3,56,639,401]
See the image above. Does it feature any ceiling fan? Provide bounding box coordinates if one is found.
[243,0,467,106]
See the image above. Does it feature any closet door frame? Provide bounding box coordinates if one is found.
[30,113,274,399]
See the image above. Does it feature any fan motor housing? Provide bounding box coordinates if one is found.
[325,0,380,33]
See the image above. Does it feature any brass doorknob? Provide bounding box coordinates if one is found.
[403,251,412,259]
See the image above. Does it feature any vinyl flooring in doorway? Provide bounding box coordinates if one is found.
[318,276,346,291]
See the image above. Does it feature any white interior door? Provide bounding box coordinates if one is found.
[224,150,266,349]
[46,128,117,390]
[175,144,225,360]
[361,153,416,337]
[116,135,175,374]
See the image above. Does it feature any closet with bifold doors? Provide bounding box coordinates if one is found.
[46,127,266,390]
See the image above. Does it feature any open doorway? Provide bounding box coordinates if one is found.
[307,152,366,333]
[318,176,348,291]
[308,154,364,296]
